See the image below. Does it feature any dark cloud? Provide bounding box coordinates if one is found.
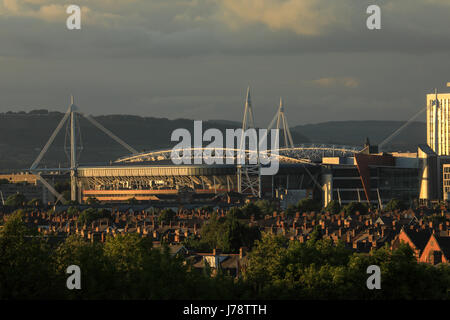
[0,0,449,127]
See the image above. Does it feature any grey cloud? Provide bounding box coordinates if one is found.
[0,0,449,127]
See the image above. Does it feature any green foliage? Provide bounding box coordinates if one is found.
[242,233,289,290]
[228,206,244,219]
[86,197,99,205]
[325,200,341,215]
[254,200,277,216]
[185,213,261,253]
[5,193,26,208]
[0,178,9,184]
[102,233,215,299]
[343,202,368,216]
[297,198,321,213]
[0,215,249,299]
[54,235,113,299]
[78,208,108,226]
[158,208,176,224]
[385,198,407,212]
[1,210,449,300]
[229,201,271,220]
[67,206,78,217]
[243,234,450,300]
[0,211,59,299]
[240,202,263,219]
[27,198,42,207]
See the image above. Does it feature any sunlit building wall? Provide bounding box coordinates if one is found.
[427,92,450,155]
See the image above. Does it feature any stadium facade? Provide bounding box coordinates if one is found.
[7,87,450,207]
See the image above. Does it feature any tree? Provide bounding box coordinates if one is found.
[241,202,263,219]
[5,193,26,208]
[186,213,260,253]
[78,208,107,226]
[54,235,114,299]
[242,233,289,296]
[343,202,368,216]
[27,198,42,207]
[228,206,245,219]
[254,200,277,216]
[67,206,78,217]
[103,233,201,299]
[0,211,59,299]
[158,208,176,224]
[297,198,321,213]
[325,200,341,215]
[385,198,407,212]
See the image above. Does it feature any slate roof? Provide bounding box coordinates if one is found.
[404,228,432,252]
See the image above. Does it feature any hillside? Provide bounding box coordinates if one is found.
[0,110,309,170]
[0,110,426,171]
[291,120,426,152]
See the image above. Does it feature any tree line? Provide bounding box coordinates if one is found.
[1,210,449,300]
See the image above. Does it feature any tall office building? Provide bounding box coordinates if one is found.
[427,91,450,155]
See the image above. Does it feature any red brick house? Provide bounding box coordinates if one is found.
[419,233,450,265]
[391,228,431,260]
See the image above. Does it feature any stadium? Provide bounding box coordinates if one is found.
[26,90,439,208]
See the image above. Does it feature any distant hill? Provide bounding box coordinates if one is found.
[291,120,426,152]
[0,110,309,170]
[0,110,427,171]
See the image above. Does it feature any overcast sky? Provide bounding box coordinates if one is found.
[1,0,450,127]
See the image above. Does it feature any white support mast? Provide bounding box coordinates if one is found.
[30,95,139,204]
[70,95,78,202]
[238,87,261,197]
[261,97,294,149]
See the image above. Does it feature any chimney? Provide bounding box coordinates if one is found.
[194,223,198,235]
[239,247,246,259]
